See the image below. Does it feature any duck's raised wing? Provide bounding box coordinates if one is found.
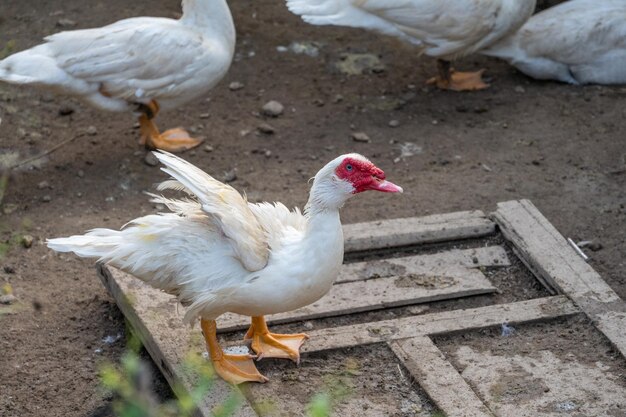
[154,152,269,271]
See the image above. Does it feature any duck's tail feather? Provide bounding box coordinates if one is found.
[46,228,125,259]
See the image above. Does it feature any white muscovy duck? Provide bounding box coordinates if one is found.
[47,152,402,384]
[0,0,235,152]
[482,0,626,85]
[285,0,537,91]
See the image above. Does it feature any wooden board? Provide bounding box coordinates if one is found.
[492,200,626,356]
[343,210,495,252]
[389,337,494,417]
[336,245,510,284]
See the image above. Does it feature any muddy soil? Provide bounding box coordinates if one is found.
[0,0,624,416]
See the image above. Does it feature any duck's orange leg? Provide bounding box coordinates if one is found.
[138,100,203,152]
[244,316,309,364]
[427,59,489,91]
[200,319,268,385]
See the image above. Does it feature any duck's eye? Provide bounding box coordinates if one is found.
[346,164,353,171]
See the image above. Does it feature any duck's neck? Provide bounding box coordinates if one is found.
[302,180,347,245]
[304,178,350,218]
[180,0,236,46]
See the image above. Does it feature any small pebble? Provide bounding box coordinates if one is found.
[86,125,98,136]
[37,181,50,190]
[264,150,272,158]
[41,195,52,203]
[203,145,214,153]
[21,235,34,249]
[58,105,74,116]
[514,85,526,93]
[388,119,400,128]
[257,123,275,134]
[588,242,603,251]
[144,153,159,167]
[262,100,284,117]
[77,169,85,178]
[56,18,77,28]
[229,81,244,91]
[0,294,17,305]
[199,112,210,119]
[223,169,237,183]
[351,131,371,143]
[303,321,314,330]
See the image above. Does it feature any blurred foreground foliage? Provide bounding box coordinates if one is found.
[99,330,351,417]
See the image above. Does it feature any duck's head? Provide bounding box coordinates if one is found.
[307,153,402,213]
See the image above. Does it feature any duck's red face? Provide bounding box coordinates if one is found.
[335,157,403,194]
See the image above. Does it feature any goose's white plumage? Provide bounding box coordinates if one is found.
[286,0,537,60]
[0,0,235,151]
[482,0,626,85]
[47,152,402,383]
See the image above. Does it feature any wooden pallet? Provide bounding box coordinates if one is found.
[97,201,626,417]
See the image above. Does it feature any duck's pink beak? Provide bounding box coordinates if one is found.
[367,177,404,193]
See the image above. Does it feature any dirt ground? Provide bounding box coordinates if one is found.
[0,0,625,416]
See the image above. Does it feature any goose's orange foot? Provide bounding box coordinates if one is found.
[212,352,269,385]
[144,128,204,152]
[427,69,489,91]
[245,316,309,364]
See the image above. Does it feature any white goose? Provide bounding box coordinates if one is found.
[482,0,626,85]
[286,0,537,90]
[0,0,235,152]
[47,152,402,384]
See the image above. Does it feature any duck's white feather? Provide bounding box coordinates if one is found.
[0,0,235,111]
[153,151,269,272]
[483,0,626,84]
[286,0,536,59]
[47,152,359,324]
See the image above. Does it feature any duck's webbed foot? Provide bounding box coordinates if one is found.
[244,316,309,364]
[137,100,203,152]
[201,319,268,384]
[427,59,489,91]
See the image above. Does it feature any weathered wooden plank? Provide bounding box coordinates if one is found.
[97,265,258,417]
[217,268,496,331]
[389,337,494,417]
[492,199,626,356]
[343,210,495,252]
[302,296,580,352]
[337,245,510,284]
